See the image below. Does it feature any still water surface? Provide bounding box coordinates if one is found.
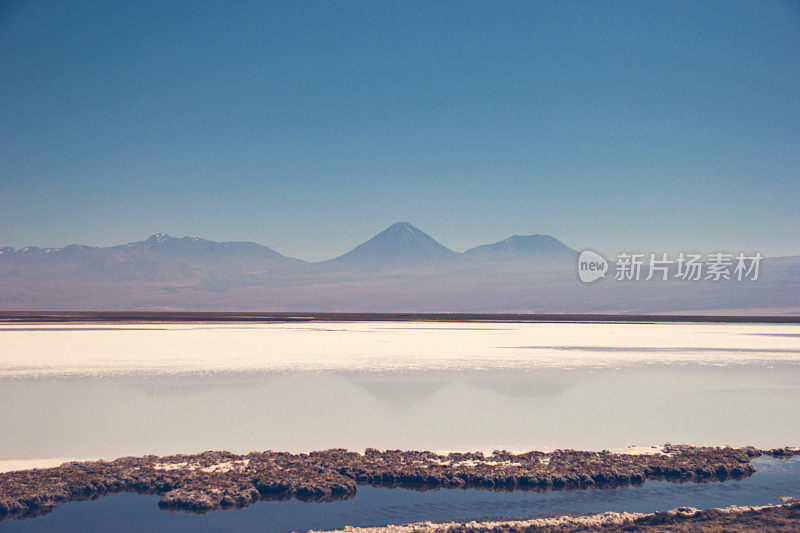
[0,322,798,459]
[2,364,800,460]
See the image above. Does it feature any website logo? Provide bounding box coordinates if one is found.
[577,250,608,283]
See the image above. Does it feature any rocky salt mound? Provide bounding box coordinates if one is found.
[316,498,800,532]
[0,445,797,521]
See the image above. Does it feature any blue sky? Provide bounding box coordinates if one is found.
[1,0,798,260]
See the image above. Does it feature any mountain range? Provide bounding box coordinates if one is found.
[1,222,798,314]
[0,222,579,277]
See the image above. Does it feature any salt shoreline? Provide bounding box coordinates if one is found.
[0,446,676,474]
[1,321,798,379]
[312,497,800,533]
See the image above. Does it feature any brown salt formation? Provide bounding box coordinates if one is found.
[0,445,796,521]
[319,497,800,532]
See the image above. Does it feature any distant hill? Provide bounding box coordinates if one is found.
[0,233,302,282]
[326,222,461,270]
[115,233,302,266]
[465,234,577,261]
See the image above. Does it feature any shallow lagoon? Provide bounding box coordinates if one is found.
[0,322,799,462]
[1,322,799,530]
[2,364,800,462]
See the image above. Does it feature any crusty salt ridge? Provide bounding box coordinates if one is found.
[310,499,800,533]
[2,445,780,519]
[613,445,666,455]
[0,448,666,473]
[313,511,651,533]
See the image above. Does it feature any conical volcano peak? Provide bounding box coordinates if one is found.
[328,222,459,269]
